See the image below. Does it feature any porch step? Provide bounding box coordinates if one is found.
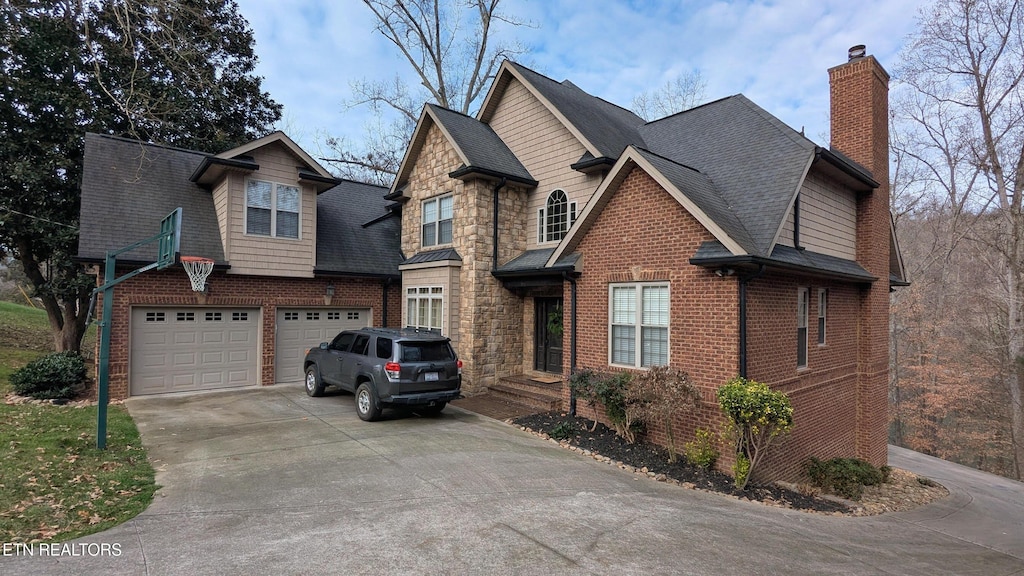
[488,375,563,411]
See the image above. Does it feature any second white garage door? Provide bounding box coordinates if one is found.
[130,307,260,396]
[275,308,371,384]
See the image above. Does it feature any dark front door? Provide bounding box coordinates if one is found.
[534,298,564,373]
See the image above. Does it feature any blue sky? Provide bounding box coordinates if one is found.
[234,0,927,159]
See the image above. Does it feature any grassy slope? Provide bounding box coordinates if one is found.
[0,301,154,543]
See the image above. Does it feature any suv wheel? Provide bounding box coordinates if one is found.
[305,366,325,397]
[355,383,381,421]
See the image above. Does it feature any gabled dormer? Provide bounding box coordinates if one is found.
[191,132,339,277]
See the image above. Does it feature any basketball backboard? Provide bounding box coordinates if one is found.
[157,207,182,269]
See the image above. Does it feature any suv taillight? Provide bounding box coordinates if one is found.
[457,359,463,376]
[384,362,401,381]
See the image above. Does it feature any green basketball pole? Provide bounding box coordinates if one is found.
[91,208,181,450]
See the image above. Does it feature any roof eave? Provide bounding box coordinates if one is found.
[313,268,401,280]
[815,147,879,189]
[570,155,616,173]
[189,156,259,186]
[491,264,577,279]
[447,166,538,187]
[299,169,343,193]
[688,254,878,284]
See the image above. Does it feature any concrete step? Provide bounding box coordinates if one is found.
[496,374,564,395]
[488,383,562,412]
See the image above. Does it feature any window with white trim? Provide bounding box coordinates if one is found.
[246,179,300,239]
[609,283,669,368]
[538,190,577,243]
[406,286,443,332]
[797,287,809,368]
[421,194,453,247]
[817,288,827,346]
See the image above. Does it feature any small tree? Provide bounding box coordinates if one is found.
[594,371,638,443]
[627,366,702,462]
[569,368,601,432]
[717,377,794,489]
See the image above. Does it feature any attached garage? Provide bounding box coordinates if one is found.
[275,308,371,384]
[130,307,260,396]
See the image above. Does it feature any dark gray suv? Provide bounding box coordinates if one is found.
[303,328,462,421]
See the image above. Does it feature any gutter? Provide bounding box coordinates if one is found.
[689,254,877,284]
[450,166,537,187]
[563,270,579,416]
[814,147,879,189]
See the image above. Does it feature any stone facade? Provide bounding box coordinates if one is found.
[399,122,531,393]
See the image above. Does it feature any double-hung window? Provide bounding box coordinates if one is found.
[246,179,300,239]
[422,194,453,247]
[797,287,809,368]
[406,286,443,332]
[610,283,669,368]
[538,190,577,243]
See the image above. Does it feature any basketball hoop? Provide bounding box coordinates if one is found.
[180,256,214,292]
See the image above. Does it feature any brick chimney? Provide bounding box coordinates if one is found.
[828,45,891,467]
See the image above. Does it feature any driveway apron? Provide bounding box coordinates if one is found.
[5,386,1023,575]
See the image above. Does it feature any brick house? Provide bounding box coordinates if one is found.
[388,47,905,476]
[77,132,403,398]
[78,46,904,478]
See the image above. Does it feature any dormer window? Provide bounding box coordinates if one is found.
[422,194,453,247]
[246,179,299,239]
[538,190,577,243]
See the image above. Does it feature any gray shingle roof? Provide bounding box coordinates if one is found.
[426,104,535,184]
[315,180,402,277]
[496,248,579,274]
[400,248,462,266]
[633,148,757,254]
[78,133,226,264]
[508,63,647,159]
[639,95,817,257]
[78,133,401,277]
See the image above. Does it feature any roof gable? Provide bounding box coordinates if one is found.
[547,145,750,267]
[478,61,646,160]
[639,95,817,256]
[391,104,535,195]
[217,131,334,179]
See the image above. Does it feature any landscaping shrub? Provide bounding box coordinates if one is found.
[568,368,639,442]
[717,376,793,490]
[804,457,885,500]
[550,421,576,441]
[683,427,719,470]
[627,366,701,462]
[10,351,86,400]
[569,369,602,432]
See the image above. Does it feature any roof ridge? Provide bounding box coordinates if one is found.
[632,146,704,175]
[87,132,209,156]
[642,94,739,126]
[426,102,480,122]
[730,94,816,151]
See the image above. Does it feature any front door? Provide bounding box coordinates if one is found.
[534,298,564,373]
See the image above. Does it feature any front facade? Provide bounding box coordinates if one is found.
[388,48,905,478]
[79,48,905,480]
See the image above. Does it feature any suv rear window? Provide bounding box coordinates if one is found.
[398,341,454,362]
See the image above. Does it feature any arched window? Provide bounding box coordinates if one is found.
[538,190,576,243]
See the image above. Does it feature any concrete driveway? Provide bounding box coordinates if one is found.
[7,385,1024,575]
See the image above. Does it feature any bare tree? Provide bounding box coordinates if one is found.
[894,0,1024,478]
[631,72,707,121]
[322,0,528,184]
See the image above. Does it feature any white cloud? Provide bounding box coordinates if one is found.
[233,0,928,155]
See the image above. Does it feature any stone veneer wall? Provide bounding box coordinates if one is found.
[400,122,531,393]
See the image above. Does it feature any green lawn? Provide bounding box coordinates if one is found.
[0,301,155,543]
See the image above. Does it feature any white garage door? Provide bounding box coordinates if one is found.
[275,308,371,384]
[130,307,260,396]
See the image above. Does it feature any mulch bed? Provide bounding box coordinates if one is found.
[512,411,850,514]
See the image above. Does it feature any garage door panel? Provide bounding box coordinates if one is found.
[275,308,371,385]
[130,307,259,396]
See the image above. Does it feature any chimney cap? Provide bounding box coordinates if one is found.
[848,44,867,61]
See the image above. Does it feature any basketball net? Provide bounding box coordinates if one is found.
[180,256,214,292]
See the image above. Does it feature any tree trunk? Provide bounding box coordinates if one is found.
[1007,215,1024,480]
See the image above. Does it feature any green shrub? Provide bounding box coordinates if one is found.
[683,428,719,470]
[550,421,576,441]
[717,377,793,489]
[734,453,751,488]
[627,366,701,462]
[10,351,86,400]
[569,369,602,432]
[804,457,885,500]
